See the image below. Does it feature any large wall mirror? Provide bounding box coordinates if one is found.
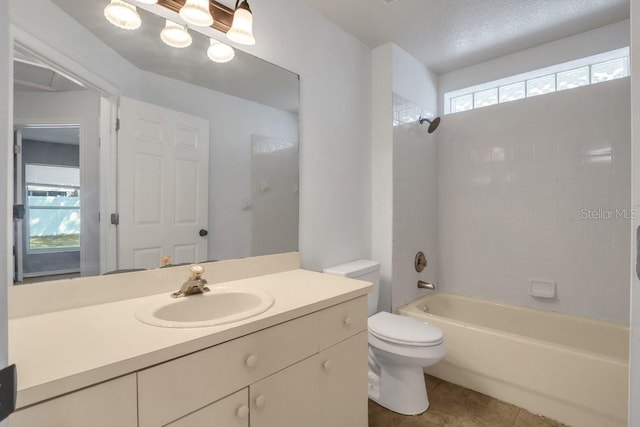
[11,0,299,285]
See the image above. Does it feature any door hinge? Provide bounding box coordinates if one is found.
[110,213,119,225]
[13,205,25,220]
[115,118,120,132]
[13,144,21,154]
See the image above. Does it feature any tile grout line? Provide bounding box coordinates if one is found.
[429,380,443,394]
[511,408,523,426]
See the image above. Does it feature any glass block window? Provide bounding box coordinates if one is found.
[451,94,473,113]
[444,47,629,115]
[526,74,555,97]
[474,88,498,108]
[557,66,589,91]
[591,57,629,83]
[499,82,525,103]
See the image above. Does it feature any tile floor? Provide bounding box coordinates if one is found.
[368,374,567,427]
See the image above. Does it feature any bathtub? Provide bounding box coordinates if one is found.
[397,293,629,427]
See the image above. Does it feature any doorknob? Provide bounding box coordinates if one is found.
[199,229,208,237]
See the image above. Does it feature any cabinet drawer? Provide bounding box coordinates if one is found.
[165,389,249,427]
[138,313,319,427]
[10,374,137,427]
[318,296,367,350]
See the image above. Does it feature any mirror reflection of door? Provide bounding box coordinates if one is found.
[116,97,210,270]
[13,126,81,283]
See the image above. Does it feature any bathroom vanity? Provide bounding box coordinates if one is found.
[8,263,371,427]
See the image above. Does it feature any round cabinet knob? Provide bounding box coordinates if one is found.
[343,316,352,326]
[199,229,208,237]
[236,405,249,419]
[245,354,258,368]
[255,395,266,408]
[322,360,332,371]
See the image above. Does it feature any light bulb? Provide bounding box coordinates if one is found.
[180,0,213,27]
[207,39,235,63]
[227,1,255,45]
[160,20,192,48]
[104,0,141,30]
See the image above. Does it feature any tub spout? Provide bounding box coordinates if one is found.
[418,280,436,290]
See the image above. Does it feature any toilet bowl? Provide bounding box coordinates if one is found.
[323,260,446,416]
[367,311,446,415]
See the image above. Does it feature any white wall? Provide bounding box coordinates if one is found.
[439,20,630,115]
[137,71,298,261]
[389,45,439,311]
[392,45,438,115]
[437,78,630,323]
[628,1,639,424]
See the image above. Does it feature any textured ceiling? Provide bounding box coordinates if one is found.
[297,0,630,74]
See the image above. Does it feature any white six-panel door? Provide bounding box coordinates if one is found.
[117,97,209,270]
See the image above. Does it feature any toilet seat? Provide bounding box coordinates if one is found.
[368,312,443,346]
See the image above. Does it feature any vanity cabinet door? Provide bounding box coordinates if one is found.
[138,312,319,427]
[249,354,321,427]
[9,374,137,427]
[318,331,368,427]
[164,389,249,427]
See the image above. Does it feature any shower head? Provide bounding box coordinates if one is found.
[419,116,441,133]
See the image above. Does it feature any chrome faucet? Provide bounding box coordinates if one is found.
[417,280,436,290]
[171,264,209,298]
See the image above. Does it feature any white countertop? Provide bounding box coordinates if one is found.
[9,269,372,409]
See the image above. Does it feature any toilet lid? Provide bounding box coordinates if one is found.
[368,312,444,346]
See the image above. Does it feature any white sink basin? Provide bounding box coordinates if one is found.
[135,287,275,328]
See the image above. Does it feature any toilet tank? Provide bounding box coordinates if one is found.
[323,260,380,316]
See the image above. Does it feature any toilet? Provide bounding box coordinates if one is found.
[323,259,446,415]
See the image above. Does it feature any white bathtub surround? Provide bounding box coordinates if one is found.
[399,293,628,427]
[437,78,631,323]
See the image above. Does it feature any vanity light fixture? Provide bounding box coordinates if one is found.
[104,0,141,30]
[227,0,255,45]
[207,39,235,63]
[179,0,214,27]
[104,0,251,63]
[160,20,192,48]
